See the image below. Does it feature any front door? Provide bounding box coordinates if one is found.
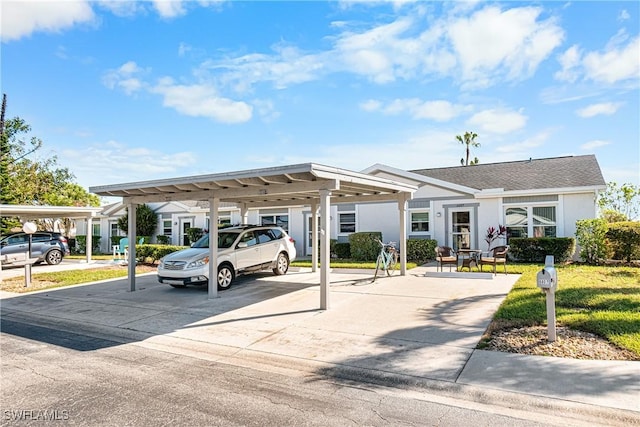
[450,209,473,251]
[179,218,192,246]
[305,214,321,257]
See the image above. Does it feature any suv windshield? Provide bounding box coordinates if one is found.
[191,232,240,249]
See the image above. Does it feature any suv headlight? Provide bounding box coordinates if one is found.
[187,256,209,269]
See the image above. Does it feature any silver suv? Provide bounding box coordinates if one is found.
[158,225,297,290]
[0,232,70,266]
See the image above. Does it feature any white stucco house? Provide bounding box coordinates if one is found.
[85,155,606,258]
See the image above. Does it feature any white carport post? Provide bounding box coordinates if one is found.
[319,190,331,310]
[208,197,220,299]
[398,194,408,275]
[311,202,318,273]
[85,215,93,264]
[127,202,137,292]
[239,203,248,225]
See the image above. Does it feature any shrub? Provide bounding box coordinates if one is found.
[111,235,124,247]
[156,235,171,244]
[575,218,610,264]
[75,235,101,254]
[605,221,640,262]
[348,232,382,261]
[406,238,437,262]
[186,227,203,244]
[333,243,351,259]
[136,244,188,264]
[508,237,576,263]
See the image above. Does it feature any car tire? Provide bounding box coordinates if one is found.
[273,252,289,275]
[217,264,234,290]
[45,250,63,265]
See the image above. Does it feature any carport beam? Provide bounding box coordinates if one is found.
[311,202,318,273]
[398,195,408,275]
[85,216,93,264]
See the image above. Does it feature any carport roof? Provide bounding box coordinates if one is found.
[0,205,101,219]
[89,163,416,207]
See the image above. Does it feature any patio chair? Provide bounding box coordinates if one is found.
[435,246,458,272]
[479,245,509,274]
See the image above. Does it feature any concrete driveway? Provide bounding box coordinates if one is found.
[2,266,639,418]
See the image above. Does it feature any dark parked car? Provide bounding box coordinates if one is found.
[0,231,70,266]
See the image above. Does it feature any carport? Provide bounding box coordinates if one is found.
[89,163,416,309]
[0,204,102,265]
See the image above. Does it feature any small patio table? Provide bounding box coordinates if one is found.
[457,249,482,271]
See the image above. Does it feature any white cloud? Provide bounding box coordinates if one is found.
[152,0,186,19]
[361,98,464,122]
[467,108,528,134]
[576,102,621,118]
[61,141,198,187]
[583,35,640,84]
[1,0,95,42]
[618,9,631,22]
[554,45,582,83]
[102,61,147,95]
[151,78,253,123]
[580,140,612,151]
[495,131,548,154]
[447,6,564,88]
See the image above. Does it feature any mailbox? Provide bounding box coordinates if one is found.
[536,255,557,291]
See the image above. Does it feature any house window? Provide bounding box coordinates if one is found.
[505,206,556,239]
[338,212,356,233]
[163,220,172,236]
[110,221,120,237]
[410,211,429,232]
[92,223,100,236]
[260,214,289,231]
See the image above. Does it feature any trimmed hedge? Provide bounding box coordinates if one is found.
[135,244,188,264]
[333,243,351,259]
[406,238,437,262]
[348,232,382,261]
[508,237,576,263]
[606,221,640,262]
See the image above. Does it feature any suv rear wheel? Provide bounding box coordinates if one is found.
[45,249,63,265]
[217,264,234,290]
[273,252,289,275]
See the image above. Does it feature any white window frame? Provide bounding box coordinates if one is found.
[162,219,172,236]
[408,209,430,234]
[504,204,557,239]
[338,211,356,235]
[92,223,101,237]
[259,213,289,231]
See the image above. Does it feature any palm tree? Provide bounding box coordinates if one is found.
[456,131,480,166]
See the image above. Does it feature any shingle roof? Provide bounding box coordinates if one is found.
[409,155,606,191]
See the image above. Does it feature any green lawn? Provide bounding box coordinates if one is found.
[493,264,640,356]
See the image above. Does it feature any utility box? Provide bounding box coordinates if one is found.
[537,255,557,290]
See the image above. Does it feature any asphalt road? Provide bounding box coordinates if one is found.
[0,319,579,427]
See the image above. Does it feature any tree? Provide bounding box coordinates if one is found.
[575,218,609,264]
[598,182,640,221]
[456,131,480,166]
[1,113,101,234]
[117,204,158,238]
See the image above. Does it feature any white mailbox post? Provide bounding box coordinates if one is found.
[536,255,558,342]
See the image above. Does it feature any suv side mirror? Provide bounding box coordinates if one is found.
[237,242,248,248]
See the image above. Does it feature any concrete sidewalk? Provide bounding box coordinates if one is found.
[1,265,638,424]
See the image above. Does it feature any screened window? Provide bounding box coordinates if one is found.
[110,222,120,237]
[505,206,556,239]
[92,223,101,236]
[410,211,429,232]
[163,220,172,236]
[339,212,356,233]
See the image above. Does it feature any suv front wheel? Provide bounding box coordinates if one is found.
[217,264,235,290]
[273,252,289,275]
[45,249,63,265]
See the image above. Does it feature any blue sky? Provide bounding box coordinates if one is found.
[2,0,639,197]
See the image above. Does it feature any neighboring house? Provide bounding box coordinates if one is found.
[84,155,606,259]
